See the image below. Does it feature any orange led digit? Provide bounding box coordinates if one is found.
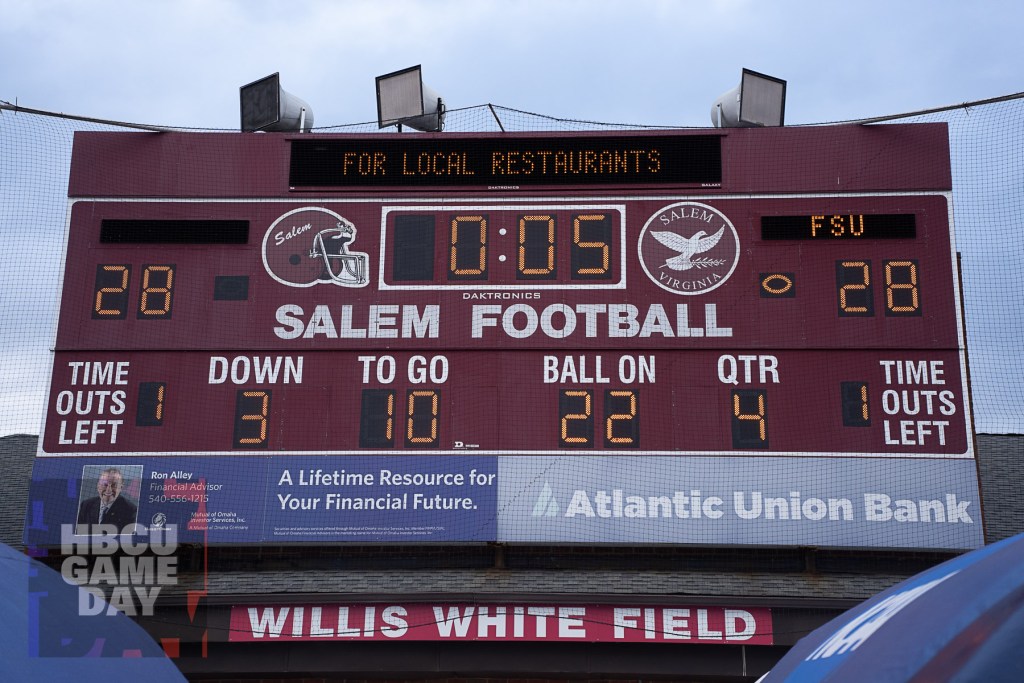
[571,214,611,279]
[449,215,487,279]
[138,264,175,317]
[885,260,921,316]
[559,389,593,447]
[841,382,871,427]
[233,389,271,448]
[518,215,556,278]
[604,390,639,447]
[135,382,167,427]
[731,390,768,449]
[93,264,131,319]
[406,389,439,448]
[837,260,873,316]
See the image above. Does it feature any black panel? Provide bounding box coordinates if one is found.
[731,389,769,449]
[100,220,249,244]
[392,215,436,281]
[762,214,916,240]
[290,135,722,187]
[760,272,796,298]
[359,389,396,449]
[213,275,250,301]
[135,382,167,427]
[841,382,871,427]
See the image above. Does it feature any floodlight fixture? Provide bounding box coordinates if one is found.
[711,68,787,128]
[376,65,445,132]
[240,73,314,133]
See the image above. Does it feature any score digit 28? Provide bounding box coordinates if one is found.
[93,264,176,319]
[836,260,920,317]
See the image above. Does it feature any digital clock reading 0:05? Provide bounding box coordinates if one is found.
[761,214,916,240]
[386,208,619,286]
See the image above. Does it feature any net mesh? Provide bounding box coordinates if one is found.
[3,99,1021,436]
[3,98,1020,557]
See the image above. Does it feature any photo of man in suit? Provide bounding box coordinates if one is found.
[76,466,139,534]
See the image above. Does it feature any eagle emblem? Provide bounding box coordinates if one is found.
[651,227,727,270]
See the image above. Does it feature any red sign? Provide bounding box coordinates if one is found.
[228,602,773,644]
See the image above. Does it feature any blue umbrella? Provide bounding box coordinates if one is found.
[762,532,1024,682]
[0,542,186,680]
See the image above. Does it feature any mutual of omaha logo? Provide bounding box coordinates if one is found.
[638,202,740,295]
[262,207,369,288]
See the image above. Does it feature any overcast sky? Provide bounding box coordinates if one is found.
[2,0,1023,437]
[3,0,1022,129]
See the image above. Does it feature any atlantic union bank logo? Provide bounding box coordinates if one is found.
[638,202,740,295]
[532,482,560,517]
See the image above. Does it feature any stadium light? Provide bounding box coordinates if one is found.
[376,65,445,132]
[711,68,786,127]
[240,73,314,133]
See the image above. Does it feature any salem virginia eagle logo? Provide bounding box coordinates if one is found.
[638,202,739,295]
[650,226,727,271]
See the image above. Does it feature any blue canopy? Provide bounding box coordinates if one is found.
[0,542,186,680]
[762,532,1024,682]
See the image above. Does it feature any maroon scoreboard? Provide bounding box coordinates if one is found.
[40,125,972,459]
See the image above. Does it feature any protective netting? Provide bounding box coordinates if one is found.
[3,98,1021,554]
[3,100,1022,435]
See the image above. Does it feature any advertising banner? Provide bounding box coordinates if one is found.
[497,456,984,550]
[26,455,498,545]
[229,602,773,645]
[27,454,981,549]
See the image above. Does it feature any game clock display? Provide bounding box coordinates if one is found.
[40,128,972,459]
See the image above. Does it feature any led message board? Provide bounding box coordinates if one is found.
[28,125,982,550]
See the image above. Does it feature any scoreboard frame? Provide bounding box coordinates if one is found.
[27,124,983,551]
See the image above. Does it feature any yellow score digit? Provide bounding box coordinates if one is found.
[839,261,871,313]
[94,265,130,316]
[885,260,920,313]
[519,215,555,276]
[450,216,486,276]
[139,265,175,316]
[560,390,592,444]
[238,390,270,445]
[573,215,610,275]
[605,390,637,445]
[407,390,439,444]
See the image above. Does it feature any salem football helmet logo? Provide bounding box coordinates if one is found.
[262,207,369,288]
